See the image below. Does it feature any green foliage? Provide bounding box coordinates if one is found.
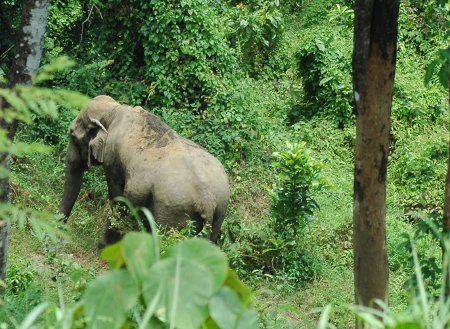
[424,2,450,89]
[326,3,353,29]
[225,0,284,76]
[269,141,324,283]
[292,36,353,127]
[0,57,88,238]
[45,0,85,59]
[270,141,323,238]
[220,142,324,286]
[83,0,236,112]
[6,263,35,294]
[0,0,22,72]
[392,55,447,125]
[426,47,450,89]
[398,0,449,56]
[390,127,448,211]
[139,0,237,111]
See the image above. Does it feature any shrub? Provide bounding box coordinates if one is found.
[80,0,237,111]
[270,141,323,238]
[221,142,324,286]
[45,0,85,59]
[292,37,353,128]
[269,142,324,282]
[139,0,237,112]
[398,0,448,56]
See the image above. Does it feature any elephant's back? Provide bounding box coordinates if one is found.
[132,144,229,205]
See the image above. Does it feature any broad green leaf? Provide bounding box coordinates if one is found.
[122,232,157,285]
[84,269,139,329]
[142,257,214,329]
[101,240,125,269]
[209,287,259,329]
[57,301,84,329]
[223,269,253,305]
[165,238,228,291]
[439,47,450,62]
[141,317,166,329]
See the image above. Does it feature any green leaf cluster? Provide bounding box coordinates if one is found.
[398,0,448,57]
[270,141,323,238]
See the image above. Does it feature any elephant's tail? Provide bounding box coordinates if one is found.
[208,206,227,243]
[193,192,218,237]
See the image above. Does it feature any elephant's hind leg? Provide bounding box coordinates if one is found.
[209,207,226,243]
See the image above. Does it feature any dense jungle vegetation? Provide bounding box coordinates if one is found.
[0,0,449,327]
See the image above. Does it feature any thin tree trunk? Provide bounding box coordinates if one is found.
[0,0,50,296]
[444,79,450,301]
[352,0,400,314]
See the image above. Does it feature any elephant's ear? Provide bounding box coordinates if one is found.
[88,118,108,167]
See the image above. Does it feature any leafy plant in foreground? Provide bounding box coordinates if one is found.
[11,207,260,329]
[0,56,88,240]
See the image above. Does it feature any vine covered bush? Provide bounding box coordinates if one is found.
[41,0,275,162]
[225,0,284,76]
[292,37,353,128]
[78,0,236,112]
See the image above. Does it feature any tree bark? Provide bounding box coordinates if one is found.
[0,0,50,295]
[352,0,400,313]
[443,79,450,300]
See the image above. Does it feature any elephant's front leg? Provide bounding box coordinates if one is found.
[98,171,126,249]
[105,168,125,200]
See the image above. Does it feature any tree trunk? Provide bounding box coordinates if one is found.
[352,0,400,313]
[0,0,50,296]
[443,79,450,300]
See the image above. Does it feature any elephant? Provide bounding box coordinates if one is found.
[59,95,229,244]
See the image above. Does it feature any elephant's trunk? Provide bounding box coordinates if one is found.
[59,140,85,219]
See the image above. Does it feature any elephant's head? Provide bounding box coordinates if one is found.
[68,95,118,168]
[59,95,119,217]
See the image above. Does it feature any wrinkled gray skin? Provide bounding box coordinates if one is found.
[60,95,229,244]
